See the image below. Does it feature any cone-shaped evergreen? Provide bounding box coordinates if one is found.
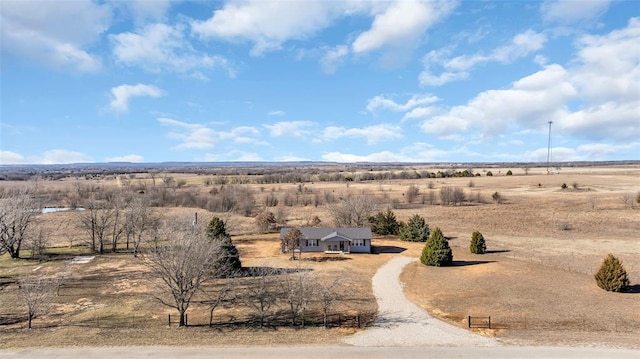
[470,231,486,254]
[420,227,453,266]
[595,254,629,292]
[206,216,242,274]
[399,214,430,242]
[206,216,227,239]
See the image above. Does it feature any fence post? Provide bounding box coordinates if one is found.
[185,314,188,327]
[356,315,361,328]
[468,316,471,328]
[168,314,171,327]
[488,316,491,329]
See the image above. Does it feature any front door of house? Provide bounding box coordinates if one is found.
[339,241,344,251]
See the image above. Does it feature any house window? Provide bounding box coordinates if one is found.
[353,239,365,246]
[306,239,318,247]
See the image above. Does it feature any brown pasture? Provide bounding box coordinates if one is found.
[1,164,639,348]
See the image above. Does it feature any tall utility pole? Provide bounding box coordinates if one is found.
[546,121,553,174]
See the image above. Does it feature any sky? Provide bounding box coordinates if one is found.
[1,0,638,165]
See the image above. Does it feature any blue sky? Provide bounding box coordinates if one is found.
[1,0,638,164]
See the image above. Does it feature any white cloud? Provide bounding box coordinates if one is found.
[525,146,583,162]
[401,106,439,122]
[158,118,217,149]
[321,124,403,144]
[268,110,286,116]
[322,151,409,163]
[320,45,349,74]
[0,151,26,165]
[420,30,547,86]
[541,0,610,24]
[278,155,312,162]
[191,1,345,56]
[352,0,456,54]
[421,64,577,139]
[121,0,173,24]
[228,151,264,162]
[570,17,640,102]
[111,23,234,77]
[558,17,640,141]
[109,84,164,113]
[158,119,267,150]
[105,155,144,163]
[419,69,469,87]
[33,150,93,164]
[263,121,314,137]
[366,93,439,113]
[1,0,110,72]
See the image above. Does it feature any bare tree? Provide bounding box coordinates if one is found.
[244,268,277,328]
[28,228,50,259]
[281,228,302,260]
[328,194,378,227]
[279,269,314,327]
[124,195,159,257]
[78,197,115,253]
[440,186,465,206]
[204,275,237,327]
[405,184,420,204]
[0,186,39,259]
[18,275,58,329]
[317,278,341,328]
[142,220,222,327]
[621,193,635,209]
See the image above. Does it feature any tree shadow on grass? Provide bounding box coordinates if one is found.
[449,260,495,267]
[301,256,352,262]
[0,314,23,326]
[623,284,640,294]
[486,249,511,254]
[371,246,407,254]
[240,266,312,277]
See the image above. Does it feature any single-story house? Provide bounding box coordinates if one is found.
[279,227,372,254]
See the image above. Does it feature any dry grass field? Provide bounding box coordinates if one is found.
[1,164,639,348]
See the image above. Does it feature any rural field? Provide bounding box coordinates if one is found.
[0,163,639,349]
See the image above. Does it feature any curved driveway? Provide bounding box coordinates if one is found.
[344,256,496,347]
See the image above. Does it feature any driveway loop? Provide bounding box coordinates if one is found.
[344,256,497,347]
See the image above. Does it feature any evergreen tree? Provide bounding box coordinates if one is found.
[206,216,227,239]
[369,208,401,235]
[206,216,241,274]
[595,254,629,292]
[420,227,453,266]
[470,231,486,254]
[399,214,430,242]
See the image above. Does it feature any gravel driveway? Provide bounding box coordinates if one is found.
[344,256,497,347]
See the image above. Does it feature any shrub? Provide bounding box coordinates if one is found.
[486,171,493,176]
[255,210,277,233]
[369,208,401,235]
[470,231,486,254]
[399,214,430,242]
[492,191,503,204]
[420,227,452,266]
[561,183,568,190]
[506,170,513,176]
[594,254,629,292]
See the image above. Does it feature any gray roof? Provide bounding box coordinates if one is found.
[280,227,372,240]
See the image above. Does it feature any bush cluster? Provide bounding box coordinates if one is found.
[594,254,629,292]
